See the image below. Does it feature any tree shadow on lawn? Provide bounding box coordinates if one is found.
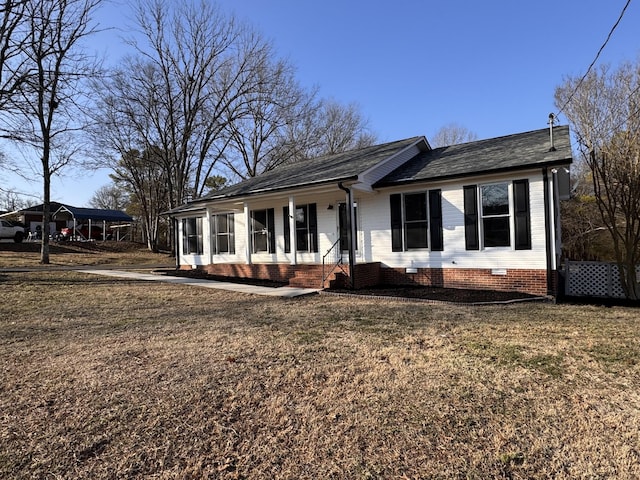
[327,284,546,304]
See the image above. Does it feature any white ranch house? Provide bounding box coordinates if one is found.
[168,126,572,296]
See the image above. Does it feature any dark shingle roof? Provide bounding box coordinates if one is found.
[376,126,572,186]
[198,136,424,201]
[166,126,573,216]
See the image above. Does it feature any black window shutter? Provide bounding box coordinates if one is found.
[283,206,290,253]
[463,185,479,250]
[309,203,318,252]
[228,213,235,254]
[429,189,444,251]
[390,194,403,252]
[182,219,188,255]
[513,179,531,250]
[267,208,275,253]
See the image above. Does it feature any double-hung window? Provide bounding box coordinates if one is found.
[251,208,275,254]
[464,180,531,250]
[211,213,235,255]
[481,183,510,247]
[182,217,203,255]
[390,190,443,252]
[284,203,318,253]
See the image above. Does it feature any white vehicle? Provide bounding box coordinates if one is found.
[0,219,25,243]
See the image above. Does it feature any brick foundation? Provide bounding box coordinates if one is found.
[181,262,552,296]
[380,267,550,296]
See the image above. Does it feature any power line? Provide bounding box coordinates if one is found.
[555,0,632,118]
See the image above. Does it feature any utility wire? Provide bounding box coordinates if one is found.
[555,0,632,118]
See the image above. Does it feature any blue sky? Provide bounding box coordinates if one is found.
[6,0,639,207]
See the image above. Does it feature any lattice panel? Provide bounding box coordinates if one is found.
[610,265,625,298]
[566,261,640,298]
[567,262,610,297]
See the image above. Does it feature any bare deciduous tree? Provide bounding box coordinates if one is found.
[91,0,377,252]
[555,62,640,299]
[111,0,271,205]
[269,99,376,171]
[0,188,33,211]
[431,123,478,147]
[91,0,280,251]
[219,54,316,178]
[110,148,168,251]
[0,0,102,263]
[89,183,129,210]
[0,0,27,108]
[314,100,376,155]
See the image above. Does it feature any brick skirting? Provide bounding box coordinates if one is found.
[380,267,550,296]
[181,263,551,296]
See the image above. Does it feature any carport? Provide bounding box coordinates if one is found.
[53,205,133,241]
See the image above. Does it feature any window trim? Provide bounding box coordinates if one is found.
[250,208,275,254]
[390,189,443,252]
[211,212,235,255]
[463,179,532,251]
[284,203,318,253]
[403,192,429,250]
[480,182,511,248]
[182,216,203,255]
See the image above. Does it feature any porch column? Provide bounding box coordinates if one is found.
[289,196,297,265]
[244,202,252,265]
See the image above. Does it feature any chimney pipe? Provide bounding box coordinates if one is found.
[548,113,556,152]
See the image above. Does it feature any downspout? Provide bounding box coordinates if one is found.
[542,168,554,295]
[338,182,356,289]
[551,168,562,270]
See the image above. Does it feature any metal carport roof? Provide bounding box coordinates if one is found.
[52,205,133,223]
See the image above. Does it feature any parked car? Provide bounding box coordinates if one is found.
[60,224,113,240]
[0,219,26,243]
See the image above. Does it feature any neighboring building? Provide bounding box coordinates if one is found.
[11,203,132,240]
[19,202,69,234]
[167,126,573,296]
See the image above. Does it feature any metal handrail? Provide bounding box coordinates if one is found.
[321,238,347,288]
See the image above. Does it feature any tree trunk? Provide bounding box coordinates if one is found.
[40,170,50,264]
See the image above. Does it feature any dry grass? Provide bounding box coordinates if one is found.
[1,271,639,479]
[0,241,172,268]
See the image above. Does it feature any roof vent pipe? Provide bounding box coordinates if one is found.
[548,113,557,152]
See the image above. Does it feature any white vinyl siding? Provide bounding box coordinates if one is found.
[366,173,548,270]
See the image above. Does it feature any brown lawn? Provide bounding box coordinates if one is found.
[1,266,639,479]
[0,241,172,268]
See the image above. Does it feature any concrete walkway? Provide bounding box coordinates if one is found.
[79,269,320,298]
